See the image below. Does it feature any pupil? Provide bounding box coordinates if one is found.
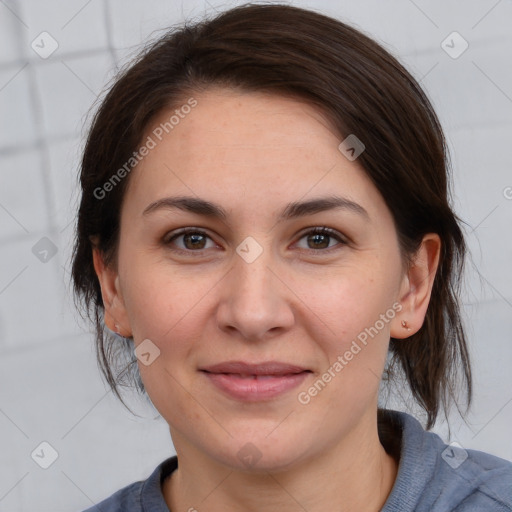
[309,233,328,249]
[185,233,205,249]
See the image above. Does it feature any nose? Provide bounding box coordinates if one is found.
[215,245,295,342]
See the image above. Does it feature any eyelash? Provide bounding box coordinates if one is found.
[163,226,347,256]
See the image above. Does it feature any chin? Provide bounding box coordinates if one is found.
[213,431,311,474]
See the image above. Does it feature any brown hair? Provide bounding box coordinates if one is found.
[71,2,471,428]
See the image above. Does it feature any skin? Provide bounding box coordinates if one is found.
[93,88,440,512]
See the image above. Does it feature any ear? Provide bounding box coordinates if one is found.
[92,246,132,338]
[390,233,441,339]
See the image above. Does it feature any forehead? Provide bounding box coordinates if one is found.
[123,88,387,223]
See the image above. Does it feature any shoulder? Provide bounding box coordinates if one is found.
[81,480,144,512]
[381,410,512,512]
[80,456,178,512]
[436,443,512,511]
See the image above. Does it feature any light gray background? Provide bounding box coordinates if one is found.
[0,0,511,510]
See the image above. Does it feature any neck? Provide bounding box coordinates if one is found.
[163,412,398,512]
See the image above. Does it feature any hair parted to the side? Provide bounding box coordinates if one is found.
[71,2,471,429]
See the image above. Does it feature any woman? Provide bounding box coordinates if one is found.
[72,3,512,511]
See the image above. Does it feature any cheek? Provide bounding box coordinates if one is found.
[299,269,393,338]
[123,268,208,414]
[301,284,394,415]
[301,272,395,390]
[119,249,209,341]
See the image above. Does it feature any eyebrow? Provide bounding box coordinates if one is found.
[142,195,370,222]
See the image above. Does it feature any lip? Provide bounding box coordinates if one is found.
[199,361,311,402]
[200,361,309,376]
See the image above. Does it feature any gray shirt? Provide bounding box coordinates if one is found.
[81,410,512,511]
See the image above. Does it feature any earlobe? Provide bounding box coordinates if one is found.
[390,234,441,339]
[92,247,132,337]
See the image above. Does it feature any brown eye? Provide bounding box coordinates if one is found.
[182,232,207,250]
[164,229,216,252]
[295,227,346,252]
[307,232,330,249]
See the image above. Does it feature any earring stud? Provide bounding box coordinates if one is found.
[401,320,411,331]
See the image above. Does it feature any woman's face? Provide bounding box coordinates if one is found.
[98,88,425,470]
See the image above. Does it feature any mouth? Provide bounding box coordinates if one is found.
[199,361,312,401]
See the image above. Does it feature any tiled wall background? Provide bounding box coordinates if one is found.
[0,0,511,510]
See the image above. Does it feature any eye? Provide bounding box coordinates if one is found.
[163,228,217,252]
[294,227,347,252]
[163,226,347,255]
